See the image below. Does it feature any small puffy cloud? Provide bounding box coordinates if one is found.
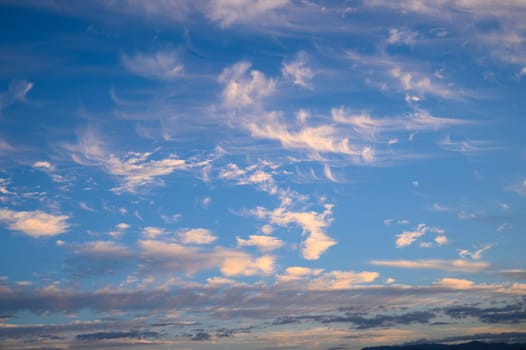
[236,234,284,252]
[219,61,276,108]
[0,208,69,237]
[370,259,489,272]
[435,277,474,289]
[178,228,217,245]
[411,180,419,188]
[207,0,289,26]
[32,161,53,170]
[109,222,130,238]
[122,50,183,80]
[261,224,273,234]
[142,226,166,239]
[277,266,324,283]
[282,51,314,88]
[434,235,449,245]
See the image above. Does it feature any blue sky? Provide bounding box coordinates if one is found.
[1,1,526,349]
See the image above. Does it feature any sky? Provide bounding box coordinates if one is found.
[0,1,526,349]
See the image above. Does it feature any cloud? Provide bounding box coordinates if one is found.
[370,259,489,272]
[386,28,418,46]
[439,136,495,155]
[247,111,374,163]
[178,228,217,244]
[434,278,474,290]
[511,178,526,195]
[138,239,274,276]
[0,79,33,110]
[395,223,446,248]
[207,0,289,27]
[251,203,336,260]
[76,331,159,341]
[121,50,183,80]
[236,234,284,252]
[142,226,167,239]
[457,244,494,260]
[331,107,473,140]
[309,270,379,290]
[0,208,69,237]
[219,61,276,109]
[32,161,53,170]
[68,129,189,192]
[282,51,314,88]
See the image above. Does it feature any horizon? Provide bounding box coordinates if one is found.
[1,1,526,349]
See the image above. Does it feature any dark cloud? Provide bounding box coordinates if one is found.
[76,331,158,341]
[191,331,211,341]
[271,311,436,329]
[442,303,526,324]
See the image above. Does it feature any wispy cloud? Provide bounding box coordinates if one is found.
[67,128,189,192]
[395,223,446,248]
[207,0,290,27]
[121,50,183,81]
[282,51,314,88]
[439,136,496,155]
[0,208,69,237]
[370,259,489,272]
[219,61,276,109]
[0,79,33,111]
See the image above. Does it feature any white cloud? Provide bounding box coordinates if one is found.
[32,161,53,170]
[332,107,473,138]
[411,180,419,188]
[207,0,289,26]
[66,240,130,257]
[308,270,379,290]
[219,61,276,108]
[395,223,446,248]
[236,234,284,252]
[251,203,336,260]
[395,223,428,248]
[138,239,274,276]
[434,277,474,289]
[247,111,374,163]
[282,51,314,88]
[370,259,489,272]
[121,50,183,80]
[439,136,495,155]
[434,235,449,245]
[0,80,33,110]
[178,228,217,244]
[0,208,69,237]
[276,266,324,283]
[323,164,338,182]
[261,224,273,234]
[68,129,188,193]
[457,244,494,260]
[142,226,166,239]
[386,28,418,46]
